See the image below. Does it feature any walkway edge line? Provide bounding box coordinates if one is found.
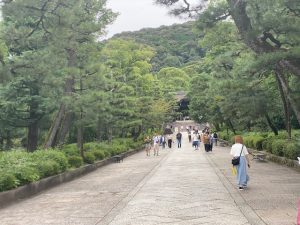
[0,148,143,209]
[96,150,172,225]
[206,154,267,225]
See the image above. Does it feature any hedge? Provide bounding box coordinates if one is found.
[0,138,143,192]
[218,130,299,160]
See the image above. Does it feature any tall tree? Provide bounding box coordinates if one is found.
[156,0,300,126]
[1,0,115,150]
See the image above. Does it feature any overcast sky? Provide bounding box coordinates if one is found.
[105,0,185,38]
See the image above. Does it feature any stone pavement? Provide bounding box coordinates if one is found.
[0,133,299,225]
[208,142,300,225]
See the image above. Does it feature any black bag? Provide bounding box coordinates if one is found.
[232,157,240,165]
[231,145,244,166]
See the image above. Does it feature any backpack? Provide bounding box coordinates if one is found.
[213,133,218,138]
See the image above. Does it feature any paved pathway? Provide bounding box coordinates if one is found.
[0,133,299,225]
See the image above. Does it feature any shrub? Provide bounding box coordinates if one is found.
[283,143,299,160]
[243,137,252,148]
[37,160,60,178]
[32,150,68,172]
[63,146,80,157]
[0,172,18,192]
[262,139,273,152]
[13,166,40,185]
[83,143,94,151]
[103,150,110,158]
[220,133,230,142]
[84,152,95,164]
[92,150,105,160]
[252,136,266,151]
[271,140,286,157]
[68,156,83,168]
[114,144,127,154]
[111,149,117,156]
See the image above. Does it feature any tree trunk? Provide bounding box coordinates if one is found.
[246,121,251,132]
[265,113,278,136]
[276,69,300,126]
[227,0,300,78]
[5,130,13,150]
[0,136,3,149]
[227,119,236,134]
[57,113,73,145]
[77,75,85,158]
[96,118,102,143]
[227,0,273,54]
[44,49,76,148]
[27,120,39,152]
[224,0,300,137]
[77,124,84,158]
[274,71,292,138]
[27,87,39,152]
[280,60,300,78]
[213,123,220,131]
[108,126,113,144]
[44,105,65,148]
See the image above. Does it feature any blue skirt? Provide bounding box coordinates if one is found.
[236,156,249,187]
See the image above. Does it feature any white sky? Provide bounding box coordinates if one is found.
[105,0,185,38]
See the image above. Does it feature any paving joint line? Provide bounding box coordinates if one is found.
[95,149,173,225]
[205,153,267,225]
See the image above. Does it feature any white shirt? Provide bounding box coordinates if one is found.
[192,134,199,142]
[153,136,159,145]
[230,143,249,157]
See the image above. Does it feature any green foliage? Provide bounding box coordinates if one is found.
[32,150,68,172]
[0,149,69,190]
[0,173,18,192]
[13,166,40,186]
[262,139,273,152]
[92,150,105,160]
[63,144,80,157]
[36,160,60,178]
[271,140,286,157]
[113,22,204,71]
[283,143,299,160]
[68,156,83,168]
[243,136,266,151]
[84,152,96,164]
[219,130,299,160]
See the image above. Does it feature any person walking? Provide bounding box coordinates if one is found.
[192,132,199,150]
[144,136,152,156]
[209,133,214,151]
[213,132,218,146]
[230,135,251,190]
[167,134,173,148]
[188,130,192,143]
[160,135,166,149]
[203,132,211,152]
[153,135,160,156]
[176,131,182,148]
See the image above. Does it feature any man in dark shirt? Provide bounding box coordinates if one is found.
[176,131,182,148]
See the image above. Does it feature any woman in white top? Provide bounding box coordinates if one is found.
[230,136,251,190]
[192,133,199,150]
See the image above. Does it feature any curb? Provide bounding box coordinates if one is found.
[219,140,300,171]
[264,151,300,171]
[247,148,300,171]
[0,147,143,209]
